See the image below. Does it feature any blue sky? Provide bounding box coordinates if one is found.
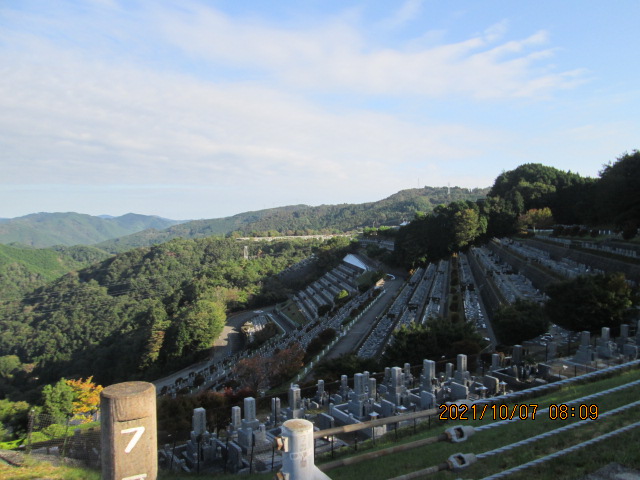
[1,0,638,220]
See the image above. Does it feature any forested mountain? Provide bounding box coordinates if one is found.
[594,151,640,228]
[0,212,183,247]
[96,186,489,252]
[395,151,640,267]
[489,163,596,226]
[0,243,111,300]
[0,236,353,396]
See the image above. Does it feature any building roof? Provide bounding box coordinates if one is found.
[343,253,368,272]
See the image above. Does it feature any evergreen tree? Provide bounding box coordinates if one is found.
[545,273,637,333]
[42,379,74,420]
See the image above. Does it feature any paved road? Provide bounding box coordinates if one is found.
[324,274,406,360]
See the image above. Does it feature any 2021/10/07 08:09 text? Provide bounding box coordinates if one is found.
[438,403,600,421]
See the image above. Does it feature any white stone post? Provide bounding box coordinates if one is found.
[280,419,330,480]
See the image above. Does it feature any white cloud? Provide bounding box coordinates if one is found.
[0,33,492,198]
[154,3,583,99]
[380,0,425,29]
[0,1,596,218]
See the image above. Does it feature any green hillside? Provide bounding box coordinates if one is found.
[395,152,640,267]
[0,244,111,299]
[0,212,183,248]
[0,236,351,391]
[97,186,489,252]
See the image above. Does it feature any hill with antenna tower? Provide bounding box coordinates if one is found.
[95,186,490,253]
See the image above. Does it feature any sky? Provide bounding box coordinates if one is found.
[1,0,638,220]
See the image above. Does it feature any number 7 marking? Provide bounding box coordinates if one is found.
[121,426,145,453]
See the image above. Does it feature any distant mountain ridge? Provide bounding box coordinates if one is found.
[0,187,489,251]
[0,212,184,248]
[96,186,490,252]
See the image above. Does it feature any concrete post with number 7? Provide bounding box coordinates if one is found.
[101,382,157,480]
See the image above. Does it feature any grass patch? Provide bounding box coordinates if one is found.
[278,300,307,326]
[0,421,100,451]
[0,456,101,480]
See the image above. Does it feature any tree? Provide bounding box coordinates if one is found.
[517,208,555,232]
[0,399,31,440]
[382,318,482,367]
[234,356,271,393]
[394,201,488,267]
[233,343,304,392]
[42,378,75,420]
[595,150,640,227]
[138,300,170,369]
[305,329,337,362]
[492,300,549,345]
[545,273,638,333]
[0,355,21,379]
[170,298,226,358]
[489,163,594,225]
[334,289,350,308]
[452,206,486,249]
[335,289,349,302]
[312,354,380,382]
[317,304,332,317]
[65,376,104,420]
[269,343,305,385]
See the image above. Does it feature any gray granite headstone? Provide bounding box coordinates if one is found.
[420,391,436,409]
[289,385,301,410]
[512,345,523,365]
[491,353,501,371]
[192,407,207,436]
[317,413,335,430]
[445,362,453,379]
[581,330,591,346]
[381,399,395,417]
[227,443,244,473]
[449,382,468,401]
[340,375,349,398]
[270,397,281,425]
[483,375,499,394]
[354,373,365,397]
[244,397,256,422]
[368,377,377,399]
[230,406,241,431]
[316,379,325,400]
[457,354,467,372]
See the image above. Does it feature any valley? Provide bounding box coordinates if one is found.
[0,155,638,479]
